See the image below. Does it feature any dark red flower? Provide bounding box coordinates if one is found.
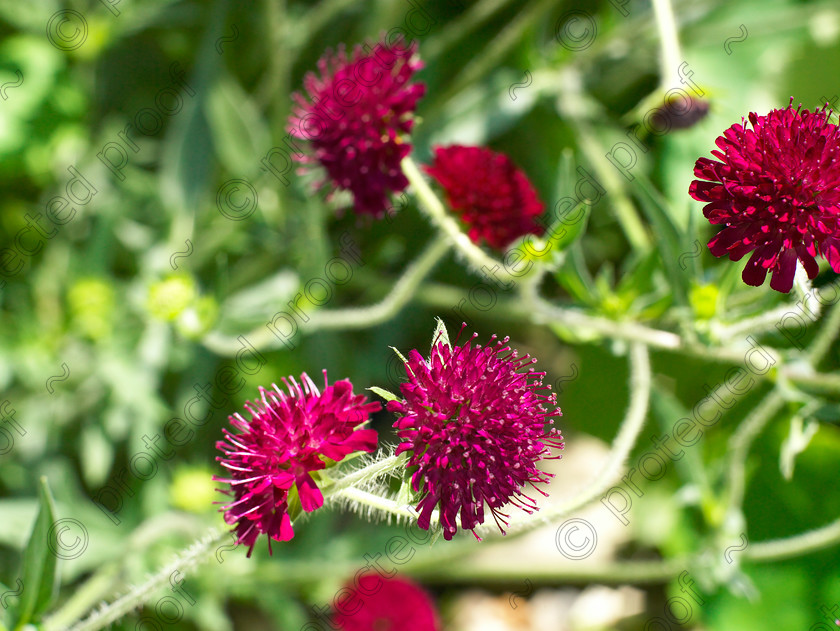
[214,372,380,556]
[650,95,709,130]
[333,574,441,631]
[386,327,564,540]
[689,99,840,292]
[288,38,425,217]
[423,145,546,249]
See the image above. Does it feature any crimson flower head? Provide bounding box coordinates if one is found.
[333,573,441,631]
[423,145,546,249]
[288,37,425,217]
[386,322,564,540]
[214,372,380,556]
[689,98,840,292]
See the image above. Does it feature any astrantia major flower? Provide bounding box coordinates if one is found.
[689,99,840,292]
[423,145,546,249]
[386,323,564,540]
[288,38,425,217]
[333,573,441,631]
[214,372,380,556]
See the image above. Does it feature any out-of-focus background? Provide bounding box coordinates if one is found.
[2,0,840,629]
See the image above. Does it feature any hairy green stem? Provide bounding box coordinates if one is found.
[323,454,404,496]
[42,513,206,631]
[402,156,517,283]
[519,269,794,369]
[307,239,450,330]
[54,530,227,631]
[52,454,406,631]
[744,515,840,561]
[335,487,422,521]
[713,302,820,342]
[522,276,682,350]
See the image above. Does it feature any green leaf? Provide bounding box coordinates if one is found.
[780,414,820,480]
[431,317,451,350]
[536,203,590,260]
[286,484,302,522]
[159,2,228,213]
[554,243,597,307]
[205,72,270,177]
[15,477,58,627]
[367,386,400,402]
[396,474,414,507]
[389,346,409,364]
[159,83,215,213]
[631,172,690,306]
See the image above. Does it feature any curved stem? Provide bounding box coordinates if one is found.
[744,515,840,561]
[808,301,840,365]
[715,271,821,343]
[785,369,840,395]
[52,454,409,631]
[724,389,785,516]
[520,270,790,367]
[484,342,651,538]
[202,238,449,355]
[54,529,227,631]
[42,513,202,631]
[714,302,819,342]
[401,156,517,283]
[307,239,449,330]
[522,276,683,350]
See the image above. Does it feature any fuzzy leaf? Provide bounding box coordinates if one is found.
[389,346,409,364]
[367,386,400,402]
[431,317,451,349]
[396,475,415,507]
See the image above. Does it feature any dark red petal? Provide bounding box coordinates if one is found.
[770,249,798,292]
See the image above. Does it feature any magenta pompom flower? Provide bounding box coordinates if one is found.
[288,37,425,217]
[386,323,564,540]
[423,145,546,249]
[333,573,441,631]
[689,99,840,292]
[214,372,380,556]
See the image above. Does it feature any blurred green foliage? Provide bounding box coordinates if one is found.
[2,0,840,629]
